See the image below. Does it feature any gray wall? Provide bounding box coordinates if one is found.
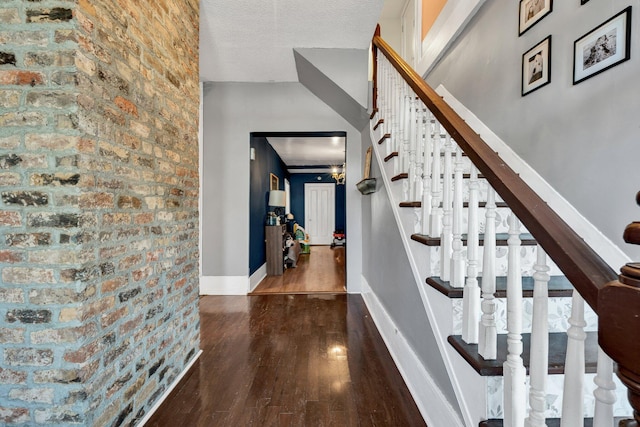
[202,82,362,278]
[295,48,370,108]
[426,0,640,259]
[361,149,460,412]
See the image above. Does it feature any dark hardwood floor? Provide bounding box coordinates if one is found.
[145,294,426,426]
[252,246,346,294]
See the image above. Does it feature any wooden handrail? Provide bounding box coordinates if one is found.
[372,34,617,311]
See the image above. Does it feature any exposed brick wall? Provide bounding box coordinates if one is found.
[0,0,200,425]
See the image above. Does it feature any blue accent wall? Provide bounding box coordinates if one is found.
[249,136,288,275]
[289,173,346,233]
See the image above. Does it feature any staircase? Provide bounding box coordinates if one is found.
[368,32,638,426]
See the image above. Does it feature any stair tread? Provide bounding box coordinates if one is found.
[373,118,384,131]
[480,417,631,427]
[411,233,537,246]
[384,152,398,162]
[426,276,573,299]
[448,331,598,376]
[377,133,390,145]
[399,201,510,208]
[392,173,486,180]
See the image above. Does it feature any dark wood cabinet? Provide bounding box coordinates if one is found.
[265,225,285,276]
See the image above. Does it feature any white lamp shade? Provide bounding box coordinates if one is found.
[268,190,286,207]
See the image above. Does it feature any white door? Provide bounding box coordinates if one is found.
[304,183,335,245]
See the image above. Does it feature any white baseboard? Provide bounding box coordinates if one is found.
[436,85,631,271]
[360,277,464,427]
[249,264,266,292]
[139,349,203,426]
[199,275,248,295]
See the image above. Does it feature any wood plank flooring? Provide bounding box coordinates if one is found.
[145,294,426,426]
[251,246,346,294]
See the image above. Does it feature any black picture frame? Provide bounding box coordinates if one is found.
[573,6,632,85]
[581,0,590,4]
[519,0,553,36]
[522,36,552,96]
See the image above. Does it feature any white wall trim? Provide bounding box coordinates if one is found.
[436,85,631,270]
[416,1,486,77]
[200,276,248,295]
[361,276,464,427]
[139,349,203,426]
[249,264,266,292]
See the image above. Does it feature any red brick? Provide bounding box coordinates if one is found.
[101,276,127,293]
[134,213,153,224]
[100,306,128,328]
[0,407,29,424]
[64,340,100,364]
[114,96,138,117]
[0,211,21,227]
[0,250,25,263]
[0,70,45,86]
[79,192,114,209]
[119,314,143,335]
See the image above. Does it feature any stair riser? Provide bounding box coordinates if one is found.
[486,374,632,420]
[451,297,598,335]
[426,246,564,278]
[404,206,527,235]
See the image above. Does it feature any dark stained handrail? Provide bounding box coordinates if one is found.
[372,34,617,311]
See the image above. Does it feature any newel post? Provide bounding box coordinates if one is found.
[372,24,381,113]
[598,191,640,425]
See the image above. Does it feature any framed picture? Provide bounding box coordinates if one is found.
[270,173,279,191]
[581,0,590,4]
[519,0,553,36]
[522,36,552,96]
[573,6,632,85]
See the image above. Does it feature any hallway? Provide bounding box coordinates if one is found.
[252,246,346,294]
[145,294,426,426]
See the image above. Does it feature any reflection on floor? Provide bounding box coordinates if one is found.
[251,245,346,295]
[145,294,426,426]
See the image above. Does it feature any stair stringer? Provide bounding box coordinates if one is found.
[369,121,486,426]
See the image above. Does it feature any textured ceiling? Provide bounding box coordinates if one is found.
[200,0,384,82]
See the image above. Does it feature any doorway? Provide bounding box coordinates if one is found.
[249,131,346,295]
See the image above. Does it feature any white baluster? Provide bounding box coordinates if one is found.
[421,110,432,235]
[384,60,392,144]
[404,87,415,202]
[413,101,423,202]
[440,133,453,281]
[429,120,442,238]
[398,82,408,182]
[525,246,550,427]
[391,74,400,174]
[479,187,497,360]
[451,147,465,289]
[379,58,387,135]
[593,348,616,427]
[561,291,586,427]
[462,165,480,343]
[504,213,526,427]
